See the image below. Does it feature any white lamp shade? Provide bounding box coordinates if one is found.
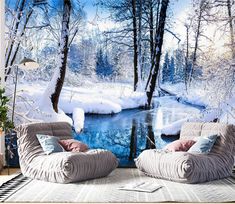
[18,58,39,70]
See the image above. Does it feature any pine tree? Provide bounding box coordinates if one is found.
[174,49,185,83]
[96,49,113,78]
[96,49,104,77]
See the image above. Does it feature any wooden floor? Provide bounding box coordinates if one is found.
[0,167,21,185]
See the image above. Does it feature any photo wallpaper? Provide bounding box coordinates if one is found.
[2,0,235,166]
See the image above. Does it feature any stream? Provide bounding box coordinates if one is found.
[74,96,202,167]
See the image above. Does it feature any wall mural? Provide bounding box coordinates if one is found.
[2,0,235,167]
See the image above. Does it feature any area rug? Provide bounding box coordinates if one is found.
[1,168,235,202]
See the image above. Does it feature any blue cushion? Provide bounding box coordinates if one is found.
[188,134,219,154]
[36,134,64,155]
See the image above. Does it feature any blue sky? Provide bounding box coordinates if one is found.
[80,0,192,49]
[81,0,191,22]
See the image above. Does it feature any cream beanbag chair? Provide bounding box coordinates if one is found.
[16,122,118,183]
[135,122,235,183]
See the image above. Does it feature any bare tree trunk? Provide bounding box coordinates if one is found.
[227,0,235,58]
[146,0,169,108]
[189,1,204,82]
[132,0,138,91]
[149,0,154,60]
[51,0,71,113]
[145,0,161,90]
[184,23,190,91]
[137,0,142,89]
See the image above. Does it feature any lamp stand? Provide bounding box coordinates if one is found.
[11,65,19,123]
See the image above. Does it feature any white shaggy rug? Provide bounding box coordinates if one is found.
[1,168,235,202]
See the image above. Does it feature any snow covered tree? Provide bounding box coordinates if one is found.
[189,0,211,82]
[50,0,71,113]
[68,44,83,73]
[78,37,97,77]
[100,0,136,88]
[41,0,85,113]
[100,0,152,90]
[111,46,133,80]
[209,0,235,59]
[225,0,235,59]
[174,49,185,83]
[5,0,35,80]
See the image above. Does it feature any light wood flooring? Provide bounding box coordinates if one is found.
[0,167,21,185]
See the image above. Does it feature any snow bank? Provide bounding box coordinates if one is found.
[60,96,122,114]
[13,82,147,127]
[59,83,146,114]
[161,83,207,108]
[178,94,207,108]
[72,108,84,133]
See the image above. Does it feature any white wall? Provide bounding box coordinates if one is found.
[0,0,5,163]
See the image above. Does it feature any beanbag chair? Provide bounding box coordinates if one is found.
[16,122,118,183]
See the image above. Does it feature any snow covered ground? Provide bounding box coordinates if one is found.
[159,82,235,134]
[10,81,146,132]
[7,80,234,135]
[161,83,208,108]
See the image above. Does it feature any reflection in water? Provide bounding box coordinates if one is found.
[145,112,156,149]
[129,119,137,161]
[128,113,155,161]
[73,97,201,167]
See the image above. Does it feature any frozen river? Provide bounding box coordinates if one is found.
[74,96,201,167]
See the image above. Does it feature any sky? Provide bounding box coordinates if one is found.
[81,0,191,21]
[80,0,192,50]
[79,0,229,55]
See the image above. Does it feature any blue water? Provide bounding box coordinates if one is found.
[74,96,201,167]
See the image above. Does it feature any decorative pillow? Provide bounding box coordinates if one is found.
[188,134,219,154]
[36,134,64,155]
[164,139,196,152]
[59,139,89,152]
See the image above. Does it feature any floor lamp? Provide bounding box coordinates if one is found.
[11,58,39,123]
[4,58,39,173]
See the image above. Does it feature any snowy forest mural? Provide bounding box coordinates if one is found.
[2,0,235,165]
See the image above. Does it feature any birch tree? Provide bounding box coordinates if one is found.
[5,0,34,80]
